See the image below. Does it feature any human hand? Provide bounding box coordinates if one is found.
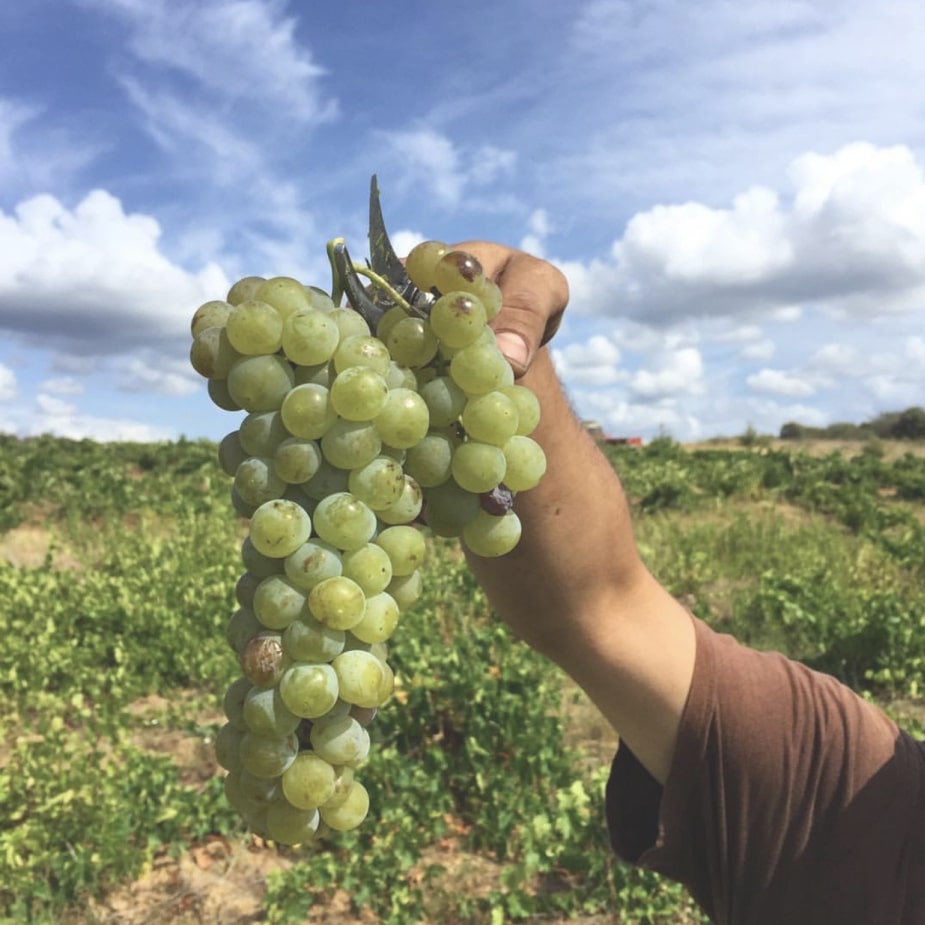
[449,242,569,378]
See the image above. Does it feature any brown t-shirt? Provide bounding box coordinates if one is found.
[606,616,925,924]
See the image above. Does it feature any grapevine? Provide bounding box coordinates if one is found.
[188,178,546,845]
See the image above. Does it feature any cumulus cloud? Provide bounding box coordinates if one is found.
[0,189,228,352]
[630,347,704,399]
[557,143,925,327]
[381,127,517,209]
[747,369,818,398]
[0,362,16,401]
[553,334,622,385]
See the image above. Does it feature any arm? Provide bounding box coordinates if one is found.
[456,243,696,784]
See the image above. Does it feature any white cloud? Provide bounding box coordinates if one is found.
[381,128,517,209]
[116,355,200,397]
[747,369,817,397]
[41,377,85,396]
[0,362,16,401]
[76,0,336,123]
[553,334,622,385]
[0,189,228,352]
[630,347,704,399]
[553,143,925,331]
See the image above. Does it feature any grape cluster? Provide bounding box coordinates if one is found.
[189,240,546,845]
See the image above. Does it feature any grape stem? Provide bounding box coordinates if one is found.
[350,263,413,313]
[327,237,346,307]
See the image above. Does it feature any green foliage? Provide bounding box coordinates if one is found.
[779,406,925,442]
[1,434,923,924]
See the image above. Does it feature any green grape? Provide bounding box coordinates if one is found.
[307,287,337,312]
[451,441,507,493]
[231,486,257,518]
[226,300,283,355]
[321,419,382,470]
[302,459,350,501]
[419,376,467,427]
[502,385,541,435]
[309,715,370,767]
[308,576,366,630]
[279,662,339,718]
[227,354,295,412]
[375,306,409,344]
[403,433,454,487]
[461,391,519,446]
[223,770,249,813]
[283,613,345,662]
[282,309,340,366]
[341,543,392,596]
[223,676,253,729]
[422,479,480,537]
[478,278,503,320]
[433,250,485,295]
[190,326,240,379]
[385,362,418,390]
[280,383,336,440]
[293,361,333,387]
[350,591,400,644]
[385,316,439,367]
[218,430,247,477]
[240,633,287,689]
[227,276,267,306]
[347,456,405,510]
[239,731,299,778]
[332,650,387,708]
[449,341,509,395]
[235,456,286,507]
[207,378,241,411]
[462,509,523,557]
[330,308,371,340]
[386,570,423,611]
[274,437,322,484]
[241,537,285,578]
[282,752,336,810]
[285,540,343,591]
[249,499,312,558]
[373,389,429,449]
[239,411,289,457]
[319,779,370,832]
[239,769,283,806]
[266,802,320,846]
[242,686,301,737]
[253,574,307,630]
[375,475,423,525]
[214,722,244,772]
[333,334,390,376]
[191,300,233,338]
[501,435,547,491]
[404,240,448,292]
[312,492,377,550]
[375,525,426,576]
[254,276,312,321]
[226,607,263,654]
[429,292,487,349]
[330,367,390,421]
[236,572,262,609]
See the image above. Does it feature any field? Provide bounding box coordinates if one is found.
[2,433,924,924]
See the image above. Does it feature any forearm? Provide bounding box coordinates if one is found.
[466,348,695,782]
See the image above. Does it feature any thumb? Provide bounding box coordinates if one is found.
[491,289,564,378]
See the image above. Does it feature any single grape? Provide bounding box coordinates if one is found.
[214,723,244,772]
[227,276,267,306]
[282,752,337,810]
[330,308,371,340]
[375,475,423,526]
[387,570,423,611]
[190,326,240,379]
[449,341,509,396]
[235,456,286,507]
[347,456,405,511]
[341,543,393,596]
[419,376,467,427]
[223,676,254,729]
[254,276,312,321]
[302,459,351,501]
[404,240,448,292]
[373,389,429,449]
[330,367,390,421]
[461,391,520,446]
[240,537,285,578]
[239,731,299,778]
[319,779,370,831]
[309,715,370,767]
[191,299,233,337]
[279,662,339,719]
[423,479,480,537]
[280,383,336,440]
[375,525,427,576]
[385,316,439,367]
[242,685,301,737]
[239,411,290,457]
[227,354,295,412]
[274,437,323,484]
[502,385,541,435]
[226,607,263,654]
[266,802,320,846]
[282,309,340,366]
[283,613,346,663]
[501,435,547,491]
[226,300,283,355]
[207,378,241,411]
[218,430,248,477]
[308,576,367,631]
[320,419,383,470]
[253,574,307,630]
[462,509,523,557]
[333,334,390,376]
[312,493,377,550]
[240,633,287,689]
[349,592,400,644]
[429,292,487,349]
[332,649,387,708]
[285,540,343,591]
[249,499,312,558]
[451,441,507,494]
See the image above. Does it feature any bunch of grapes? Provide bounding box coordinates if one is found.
[189,237,545,845]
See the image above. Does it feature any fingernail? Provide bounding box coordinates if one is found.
[495,331,529,369]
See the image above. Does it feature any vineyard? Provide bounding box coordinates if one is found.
[1,432,924,924]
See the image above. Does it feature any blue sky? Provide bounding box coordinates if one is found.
[2,0,924,442]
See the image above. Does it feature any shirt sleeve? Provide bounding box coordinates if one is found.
[605,615,925,925]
